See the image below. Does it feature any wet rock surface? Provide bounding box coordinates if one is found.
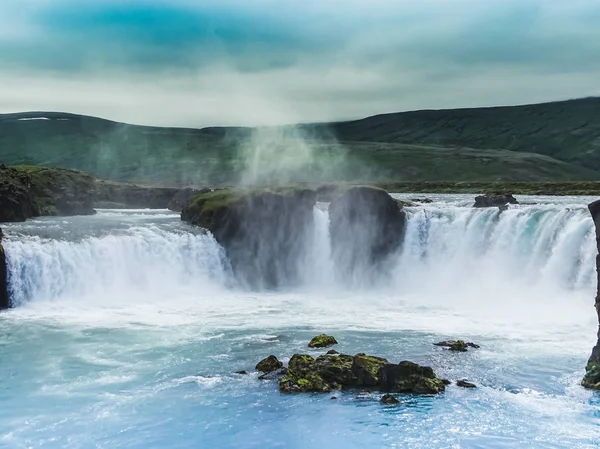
[434,340,480,351]
[182,188,317,289]
[329,186,406,282]
[473,194,518,208]
[308,334,338,348]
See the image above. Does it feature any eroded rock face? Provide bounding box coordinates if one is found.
[181,188,317,289]
[473,194,518,208]
[0,165,96,221]
[0,228,9,310]
[582,199,600,390]
[329,186,406,283]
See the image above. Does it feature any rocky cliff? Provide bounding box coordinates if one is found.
[582,199,600,389]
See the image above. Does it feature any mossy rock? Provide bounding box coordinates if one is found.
[379,361,445,395]
[256,355,283,373]
[449,340,468,352]
[315,354,355,386]
[308,334,338,348]
[352,354,389,387]
[279,373,332,393]
[582,362,600,390]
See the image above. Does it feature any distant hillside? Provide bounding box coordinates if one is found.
[1,98,599,184]
[323,97,600,169]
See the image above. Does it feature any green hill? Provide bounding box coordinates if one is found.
[1,98,599,185]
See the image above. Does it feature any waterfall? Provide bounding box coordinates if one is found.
[2,202,596,307]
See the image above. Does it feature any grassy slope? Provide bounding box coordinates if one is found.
[321,97,600,169]
[1,98,599,184]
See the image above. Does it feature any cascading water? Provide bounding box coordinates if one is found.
[0,199,599,448]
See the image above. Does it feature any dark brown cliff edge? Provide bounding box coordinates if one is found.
[582,200,600,390]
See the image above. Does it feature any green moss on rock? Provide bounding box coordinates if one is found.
[308,334,338,348]
[352,354,389,386]
[582,362,600,390]
[449,340,468,352]
[256,355,283,373]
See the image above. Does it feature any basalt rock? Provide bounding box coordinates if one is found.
[256,355,283,373]
[473,194,518,208]
[582,199,600,390]
[379,361,446,394]
[308,334,338,348]
[352,354,389,387]
[182,188,317,289]
[272,352,445,395]
[329,186,406,282]
[380,394,400,405]
[456,380,477,388]
[0,228,9,310]
[434,340,480,351]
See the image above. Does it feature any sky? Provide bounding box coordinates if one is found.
[0,0,599,127]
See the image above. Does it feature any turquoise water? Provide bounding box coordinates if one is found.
[1,198,599,448]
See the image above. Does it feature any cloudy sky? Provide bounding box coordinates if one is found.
[0,0,599,126]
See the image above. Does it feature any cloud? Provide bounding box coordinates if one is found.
[0,0,599,126]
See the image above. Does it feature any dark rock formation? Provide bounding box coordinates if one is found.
[456,380,477,388]
[352,354,389,387]
[379,361,446,394]
[434,340,480,351]
[0,165,95,222]
[256,355,283,374]
[258,368,287,381]
[0,228,9,310]
[308,334,338,348]
[167,188,211,212]
[181,188,317,289]
[473,194,518,208]
[273,352,445,395]
[380,394,400,405]
[94,180,179,209]
[329,186,406,282]
[235,370,248,375]
[327,349,340,355]
[582,199,600,390]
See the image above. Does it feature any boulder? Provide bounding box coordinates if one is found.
[380,394,400,405]
[182,188,317,289]
[379,361,446,394]
[327,349,340,355]
[315,354,355,386]
[256,355,283,373]
[329,186,406,282]
[351,354,389,387]
[308,334,338,348]
[473,194,518,208]
[582,199,600,390]
[167,188,211,212]
[280,354,332,393]
[456,380,477,388]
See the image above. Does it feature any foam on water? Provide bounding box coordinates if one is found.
[0,199,599,448]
